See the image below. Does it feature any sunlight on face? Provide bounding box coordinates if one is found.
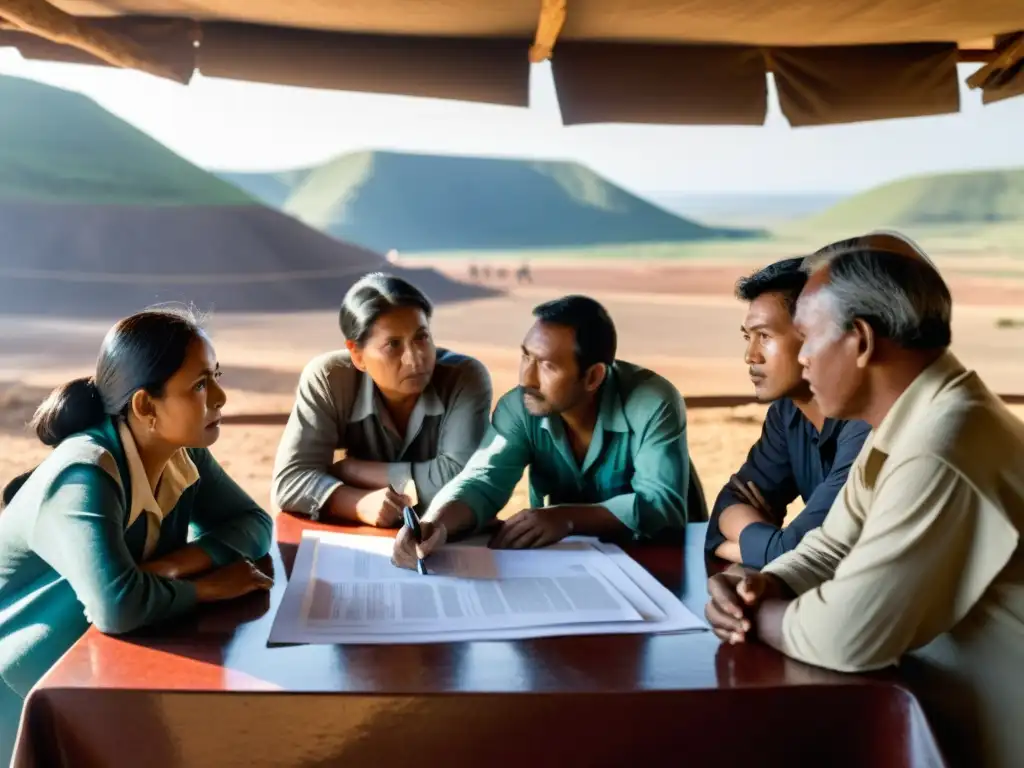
[354,306,436,398]
[152,335,226,449]
[793,284,866,420]
[741,292,805,402]
[518,321,587,416]
[795,288,844,363]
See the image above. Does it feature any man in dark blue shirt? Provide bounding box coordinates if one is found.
[705,257,871,568]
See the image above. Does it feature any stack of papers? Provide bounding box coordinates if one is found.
[269,531,708,645]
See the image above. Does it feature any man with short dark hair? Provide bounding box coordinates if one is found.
[392,295,693,562]
[706,257,871,568]
[705,233,1024,768]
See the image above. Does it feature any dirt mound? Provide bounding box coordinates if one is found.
[0,202,497,316]
[280,150,758,253]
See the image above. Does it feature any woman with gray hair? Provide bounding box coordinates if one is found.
[271,272,493,527]
[705,231,1024,768]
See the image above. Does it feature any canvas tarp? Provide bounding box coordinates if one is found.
[969,32,1024,104]
[2,0,1023,126]
[35,0,1024,47]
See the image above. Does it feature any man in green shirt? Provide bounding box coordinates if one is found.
[392,294,694,565]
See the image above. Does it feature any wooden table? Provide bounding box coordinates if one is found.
[12,517,946,768]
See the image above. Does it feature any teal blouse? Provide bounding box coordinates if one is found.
[0,417,273,760]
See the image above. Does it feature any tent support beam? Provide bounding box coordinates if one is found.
[529,0,567,63]
[0,0,193,82]
[966,32,1024,88]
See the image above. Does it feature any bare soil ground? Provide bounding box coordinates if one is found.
[3,261,1023,517]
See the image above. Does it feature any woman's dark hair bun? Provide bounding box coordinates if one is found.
[5,306,207,506]
[30,376,107,447]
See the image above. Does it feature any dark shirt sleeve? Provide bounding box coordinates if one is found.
[738,419,872,568]
[705,402,799,555]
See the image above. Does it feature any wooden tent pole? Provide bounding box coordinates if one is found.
[0,0,193,83]
[529,0,567,64]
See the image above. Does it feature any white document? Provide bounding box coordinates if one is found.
[269,532,707,645]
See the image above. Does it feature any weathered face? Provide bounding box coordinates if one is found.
[518,320,592,416]
[349,306,437,398]
[143,335,226,449]
[794,274,868,420]
[742,292,806,403]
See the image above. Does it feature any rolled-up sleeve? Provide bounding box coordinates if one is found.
[604,387,690,536]
[386,358,493,507]
[271,358,343,516]
[738,420,871,567]
[426,392,531,529]
[188,448,274,566]
[768,456,1016,673]
[706,403,798,555]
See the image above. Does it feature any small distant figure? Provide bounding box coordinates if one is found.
[516,262,533,284]
[385,249,400,264]
[481,265,492,281]
[496,267,509,281]
[468,263,480,282]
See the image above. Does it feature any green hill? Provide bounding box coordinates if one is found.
[280,150,758,253]
[798,169,1024,233]
[0,75,255,205]
[216,168,313,208]
[0,76,497,316]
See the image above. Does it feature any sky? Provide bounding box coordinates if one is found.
[2,50,1024,195]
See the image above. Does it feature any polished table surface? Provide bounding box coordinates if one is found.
[13,516,948,767]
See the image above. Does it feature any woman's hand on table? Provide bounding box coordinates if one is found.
[138,544,215,580]
[356,486,410,528]
[194,560,273,602]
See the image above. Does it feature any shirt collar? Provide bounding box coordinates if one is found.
[784,397,839,444]
[596,366,629,433]
[784,399,804,428]
[349,370,446,424]
[348,369,445,454]
[349,370,380,423]
[117,421,199,536]
[871,350,967,455]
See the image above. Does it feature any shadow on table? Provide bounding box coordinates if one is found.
[18,686,183,768]
[19,682,947,768]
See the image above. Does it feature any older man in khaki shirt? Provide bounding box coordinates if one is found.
[706,233,1024,768]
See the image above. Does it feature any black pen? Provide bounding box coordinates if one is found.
[402,506,428,576]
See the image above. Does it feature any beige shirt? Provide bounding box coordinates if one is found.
[271,347,492,517]
[116,422,199,559]
[763,352,1024,767]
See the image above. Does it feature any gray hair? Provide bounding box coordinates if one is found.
[803,233,952,351]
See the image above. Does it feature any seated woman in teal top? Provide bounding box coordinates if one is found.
[0,308,274,763]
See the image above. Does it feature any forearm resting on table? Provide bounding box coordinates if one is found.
[323,484,379,523]
[330,457,392,490]
[715,540,743,562]
[718,503,773,541]
[554,505,632,537]
[424,500,478,538]
[754,598,792,652]
[140,544,215,579]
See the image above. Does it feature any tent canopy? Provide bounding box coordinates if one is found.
[1,0,1023,126]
